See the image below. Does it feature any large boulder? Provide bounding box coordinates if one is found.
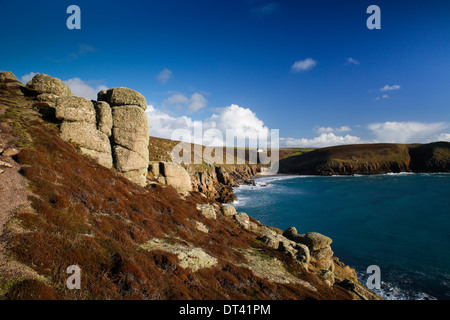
[55,96,96,123]
[26,73,71,97]
[157,162,192,195]
[221,205,237,217]
[111,106,149,159]
[0,71,18,83]
[37,93,60,104]
[60,122,112,168]
[282,228,333,270]
[234,212,258,231]
[283,227,298,239]
[295,243,311,265]
[100,88,150,186]
[196,204,217,220]
[56,96,112,168]
[293,232,332,251]
[94,101,113,137]
[0,72,32,96]
[98,87,147,111]
[113,145,148,172]
[121,169,148,187]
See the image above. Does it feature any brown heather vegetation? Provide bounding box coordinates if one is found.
[0,86,356,300]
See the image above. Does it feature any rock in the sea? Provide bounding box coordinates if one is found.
[95,101,113,137]
[98,87,147,111]
[27,73,71,97]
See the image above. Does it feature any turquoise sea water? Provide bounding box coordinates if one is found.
[232,173,450,300]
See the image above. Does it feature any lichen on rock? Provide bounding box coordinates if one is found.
[141,238,218,272]
[26,73,71,97]
[150,161,192,195]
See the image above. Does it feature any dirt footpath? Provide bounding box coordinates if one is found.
[0,103,42,295]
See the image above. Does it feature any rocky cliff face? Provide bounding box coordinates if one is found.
[188,164,260,203]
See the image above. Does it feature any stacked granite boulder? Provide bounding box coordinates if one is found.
[282,227,335,271]
[149,161,192,195]
[27,73,72,104]
[55,96,113,169]
[0,71,33,96]
[24,74,150,186]
[97,87,149,186]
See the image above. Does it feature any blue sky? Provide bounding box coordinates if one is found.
[1,0,449,147]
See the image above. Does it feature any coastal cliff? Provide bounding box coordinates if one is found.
[0,72,378,300]
[147,135,261,203]
[279,143,450,175]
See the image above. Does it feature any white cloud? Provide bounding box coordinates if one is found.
[291,58,317,73]
[315,126,352,134]
[188,92,208,113]
[157,68,173,84]
[162,92,208,113]
[146,103,269,146]
[164,93,189,105]
[281,133,363,148]
[146,105,202,141]
[346,57,360,65]
[375,94,389,100]
[368,121,448,143]
[64,78,108,100]
[21,72,37,84]
[437,133,450,141]
[206,104,269,141]
[380,84,401,92]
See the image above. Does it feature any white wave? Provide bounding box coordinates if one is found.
[253,175,304,184]
[384,172,416,176]
[356,270,437,300]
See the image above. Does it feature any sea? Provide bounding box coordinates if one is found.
[232,173,450,300]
